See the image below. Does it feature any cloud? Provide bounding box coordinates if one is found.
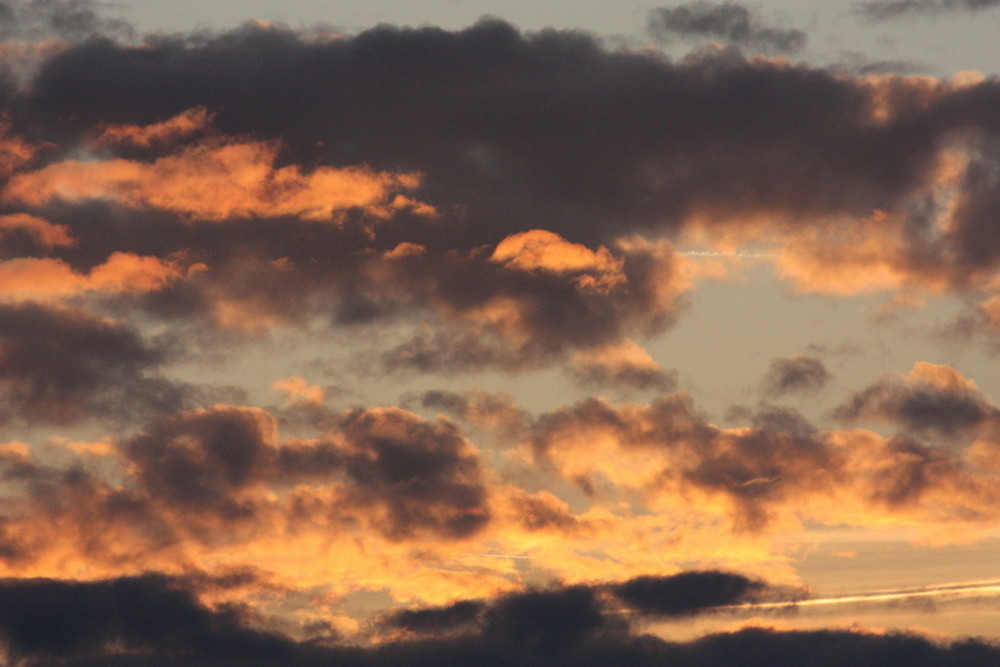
[526,390,1000,533]
[611,570,768,617]
[3,19,997,319]
[383,600,485,635]
[3,15,1000,660]
[857,0,1000,20]
[2,134,427,223]
[0,0,133,42]
[570,340,677,392]
[3,572,993,665]
[760,355,831,397]
[0,573,299,664]
[833,362,997,436]
[12,19,990,251]
[0,213,73,251]
[0,301,186,425]
[647,2,807,53]
[335,407,490,539]
[376,235,690,374]
[122,403,490,541]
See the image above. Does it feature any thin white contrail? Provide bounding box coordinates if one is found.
[725,578,1000,611]
[678,250,778,258]
[460,553,535,560]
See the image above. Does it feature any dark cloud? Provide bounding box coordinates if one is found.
[122,404,490,540]
[612,570,766,616]
[0,20,997,371]
[833,364,996,436]
[12,19,994,250]
[384,600,485,635]
[857,0,1000,20]
[123,405,277,517]
[0,572,996,665]
[760,355,831,397]
[337,407,490,539]
[0,301,186,425]
[647,2,807,53]
[0,574,305,665]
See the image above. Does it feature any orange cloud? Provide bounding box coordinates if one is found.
[491,229,626,293]
[90,107,215,149]
[0,252,180,297]
[272,376,325,407]
[0,120,36,179]
[0,213,74,249]
[2,137,429,222]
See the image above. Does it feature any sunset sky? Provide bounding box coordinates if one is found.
[2,0,1000,664]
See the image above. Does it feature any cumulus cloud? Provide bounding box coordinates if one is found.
[527,390,1000,532]
[0,301,186,425]
[834,362,998,436]
[760,355,831,397]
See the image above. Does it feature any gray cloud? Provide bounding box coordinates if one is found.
[857,0,1000,20]
[647,2,807,53]
[760,355,831,397]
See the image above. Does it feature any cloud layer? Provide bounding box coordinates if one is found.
[2,3,1000,662]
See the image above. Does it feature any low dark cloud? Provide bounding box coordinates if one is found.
[647,2,807,53]
[760,355,831,397]
[857,0,1000,20]
[612,570,766,616]
[0,574,293,664]
[0,570,995,666]
[384,600,485,635]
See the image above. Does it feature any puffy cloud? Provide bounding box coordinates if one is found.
[121,404,490,541]
[377,235,690,373]
[647,2,807,53]
[834,362,998,436]
[760,355,831,397]
[0,301,185,425]
[526,390,1000,534]
[570,340,677,392]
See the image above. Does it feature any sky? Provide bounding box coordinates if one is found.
[0,0,1000,664]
